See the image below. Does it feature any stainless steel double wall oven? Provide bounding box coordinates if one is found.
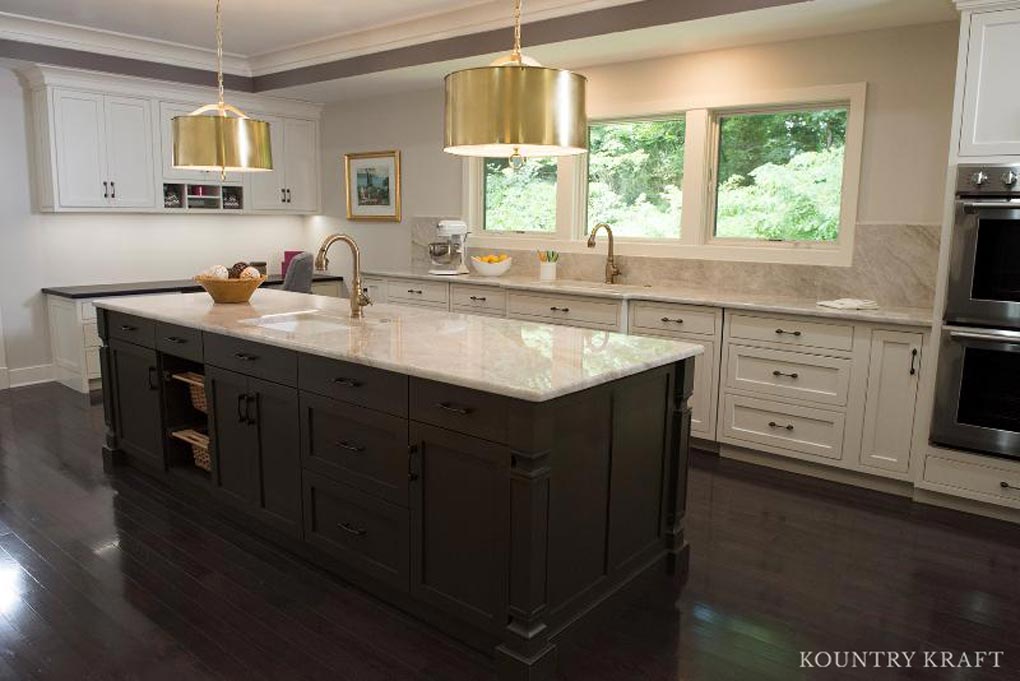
[932,165,1020,459]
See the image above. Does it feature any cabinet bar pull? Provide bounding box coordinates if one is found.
[406,289,423,295]
[469,296,487,302]
[164,336,186,344]
[772,370,799,379]
[334,440,365,453]
[147,367,159,391]
[775,328,802,337]
[332,377,362,388]
[119,324,137,332]
[110,181,116,199]
[286,189,292,203]
[660,317,684,324]
[909,348,918,376]
[408,444,420,482]
[245,393,257,425]
[1001,481,1017,491]
[234,352,257,362]
[281,188,286,203]
[768,421,795,431]
[236,394,248,423]
[103,181,108,199]
[338,522,367,537]
[436,402,473,415]
[549,306,570,312]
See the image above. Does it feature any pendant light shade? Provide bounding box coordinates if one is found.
[172,0,272,174]
[443,0,587,160]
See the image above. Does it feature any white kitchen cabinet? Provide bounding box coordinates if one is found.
[959,7,1020,156]
[859,330,923,474]
[250,115,320,212]
[46,88,156,210]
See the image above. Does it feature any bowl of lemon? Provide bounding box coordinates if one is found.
[471,253,513,277]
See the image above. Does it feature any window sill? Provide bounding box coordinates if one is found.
[468,234,854,267]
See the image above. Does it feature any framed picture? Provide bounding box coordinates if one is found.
[344,151,401,221]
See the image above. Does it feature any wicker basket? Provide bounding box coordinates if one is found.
[170,429,211,472]
[172,372,207,413]
[195,275,266,304]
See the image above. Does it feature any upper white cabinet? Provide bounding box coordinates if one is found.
[50,89,155,209]
[24,66,322,214]
[859,330,922,474]
[250,115,321,212]
[959,7,1020,156]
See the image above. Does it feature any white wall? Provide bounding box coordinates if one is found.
[0,68,313,382]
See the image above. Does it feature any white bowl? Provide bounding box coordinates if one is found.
[471,256,513,277]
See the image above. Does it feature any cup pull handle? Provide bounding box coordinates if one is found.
[234,352,257,362]
[436,402,473,416]
[332,377,362,388]
[335,441,365,453]
[338,522,367,537]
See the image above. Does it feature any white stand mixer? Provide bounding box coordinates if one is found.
[428,220,470,275]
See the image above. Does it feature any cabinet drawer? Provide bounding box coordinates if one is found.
[387,279,449,306]
[83,322,102,349]
[507,292,621,330]
[726,345,851,406]
[303,472,409,591]
[155,322,203,362]
[450,285,506,316]
[205,333,297,386]
[410,378,508,443]
[300,393,410,506]
[85,348,101,378]
[107,311,156,348]
[299,354,408,416]
[630,302,717,337]
[924,456,1020,507]
[728,313,853,352]
[721,393,845,461]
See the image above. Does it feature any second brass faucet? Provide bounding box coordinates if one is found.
[587,222,622,284]
[314,233,373,318]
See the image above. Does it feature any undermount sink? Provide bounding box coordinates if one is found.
[240,310,389,334]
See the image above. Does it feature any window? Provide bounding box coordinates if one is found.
[483,157,558,233]
[587,118,685,239]
[713,107,848,242]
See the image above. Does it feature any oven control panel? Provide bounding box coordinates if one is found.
[957,164,1020,196]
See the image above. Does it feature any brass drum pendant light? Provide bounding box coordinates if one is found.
[172,0,272,176]
[444,0,587,165]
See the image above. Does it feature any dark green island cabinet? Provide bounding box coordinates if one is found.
[97,306,696,681]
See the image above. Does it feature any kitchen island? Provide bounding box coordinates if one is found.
[94,289,702,681]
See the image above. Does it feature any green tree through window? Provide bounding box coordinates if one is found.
[587,119,685,239]
[714,108,848,241]
[484,157,557,232]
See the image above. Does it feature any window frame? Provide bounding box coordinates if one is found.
[464,82,866,267]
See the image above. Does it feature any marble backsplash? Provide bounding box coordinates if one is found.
[411,220,939,309]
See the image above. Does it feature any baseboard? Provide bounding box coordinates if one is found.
[913,489,1020,525]
[8,363,55,388]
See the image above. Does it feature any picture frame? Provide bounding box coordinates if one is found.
[344,150,401,221]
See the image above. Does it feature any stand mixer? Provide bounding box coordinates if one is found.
[428,220,470,275]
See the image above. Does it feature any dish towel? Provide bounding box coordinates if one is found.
[816,298,879,310]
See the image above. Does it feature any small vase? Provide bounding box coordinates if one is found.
[539,261,557,282]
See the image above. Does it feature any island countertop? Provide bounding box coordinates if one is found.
[94,288,703,402]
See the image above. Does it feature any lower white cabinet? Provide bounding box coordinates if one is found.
[859,330,922,474]
[508,291,623,331]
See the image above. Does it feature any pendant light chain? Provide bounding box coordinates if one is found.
[511,0,522,60]
[216,0,225,112]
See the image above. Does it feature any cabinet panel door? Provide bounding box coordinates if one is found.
[249,115,285,210]
[249,377,303,536]
[105,96,156,208]
[960,8,1020,156]
[283,118,319,212]
[860,331,922,474]
[53,89,107,207]
[410,423,509,632]
[109,339,163,469]
[206,366,258,508]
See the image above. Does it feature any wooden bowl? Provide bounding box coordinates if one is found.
[194,276,266,304]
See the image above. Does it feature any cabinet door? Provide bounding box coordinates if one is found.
[249,377,303,536]
[52,89,107,208]
[859,331,922,474]
[109,339,163,469]
[249,115,286,210]
[105,96,156,208]
[159,101,242,183]
[283,118,319,212]
[206,366,258,508]
[688,340,716,439]
[960,8,1020,156]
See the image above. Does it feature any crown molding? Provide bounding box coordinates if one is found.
[953,0,1020,10]
[0,11,251,76]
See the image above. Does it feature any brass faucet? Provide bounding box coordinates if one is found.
[587,223,622,284]
[314,234,373,318]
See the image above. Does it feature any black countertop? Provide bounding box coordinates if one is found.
[42,274,344,300]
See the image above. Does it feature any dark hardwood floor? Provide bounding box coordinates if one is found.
[0,382,1018,680]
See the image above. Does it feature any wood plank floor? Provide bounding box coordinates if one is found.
[0,383,1018,680]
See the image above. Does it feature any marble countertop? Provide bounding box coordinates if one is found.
[94,289,703,402]
[365,270,933,327]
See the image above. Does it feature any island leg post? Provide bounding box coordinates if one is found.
[97,310,124,472]
[664,357,695,579]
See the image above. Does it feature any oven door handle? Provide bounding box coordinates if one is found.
[961,200,1020,213]
[950,329,1020,344]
